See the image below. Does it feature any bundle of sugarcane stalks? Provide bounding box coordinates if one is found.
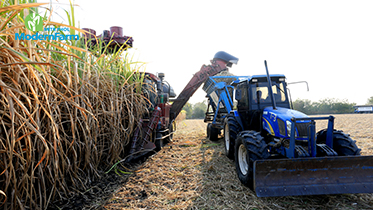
[0,1,147,209]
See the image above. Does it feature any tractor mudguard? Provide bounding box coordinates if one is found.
[231,110,244,131]
[254,155,373,197]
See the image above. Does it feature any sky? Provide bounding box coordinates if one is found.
[43,0,373,105]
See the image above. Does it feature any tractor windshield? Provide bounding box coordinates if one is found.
[251,81,287,104]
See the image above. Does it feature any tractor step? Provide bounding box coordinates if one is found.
[254,155,373,197]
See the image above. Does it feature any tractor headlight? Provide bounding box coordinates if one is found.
[286,120,292,137]
[286,120,298,137]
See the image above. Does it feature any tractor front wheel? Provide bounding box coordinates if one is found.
[317,129,361,156]
[235,131,270,190]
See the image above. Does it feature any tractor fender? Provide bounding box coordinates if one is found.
[230,110,244,131]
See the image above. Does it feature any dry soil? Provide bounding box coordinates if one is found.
[102,114,373,210]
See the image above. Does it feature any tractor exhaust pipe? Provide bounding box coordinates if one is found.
[264,60,277,110]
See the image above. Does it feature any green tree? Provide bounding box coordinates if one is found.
[293,99,313,114]
[366,96,373,105]
[192,101,207,119]
[292,98,355,114]
[332,99,356,113]
[182,102,193,119]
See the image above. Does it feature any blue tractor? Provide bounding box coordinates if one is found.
[203,54,373,197]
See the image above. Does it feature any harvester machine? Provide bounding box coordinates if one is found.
[203,57,373,197]
[128,51,238,156]
[82,26,238,158]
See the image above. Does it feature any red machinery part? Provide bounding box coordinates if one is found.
[82,26,133,53]
[170,58,230,121]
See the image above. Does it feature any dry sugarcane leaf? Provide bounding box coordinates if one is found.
[0,190,6,207]
[0,3,48,14]
[0,9,21,31]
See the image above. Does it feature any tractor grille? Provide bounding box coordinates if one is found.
[296,122,311,137]
[278,119,286,136]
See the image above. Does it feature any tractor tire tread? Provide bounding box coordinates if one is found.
[209,126,220,141]
[317,129,361,156]
[235,131,270,190]
[224,115,240,159]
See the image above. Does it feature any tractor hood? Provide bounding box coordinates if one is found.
[263,107,308,120]
[262,107,309,138]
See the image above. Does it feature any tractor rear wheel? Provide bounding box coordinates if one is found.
[224,115,240,160]
[317,129,361,156]
[207,123,219,141]
[207,123,211,138]
[235,131,270,190]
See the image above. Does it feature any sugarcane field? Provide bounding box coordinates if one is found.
[1,1,373,210]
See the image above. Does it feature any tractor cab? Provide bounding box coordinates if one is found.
[235,74,291,132]
[248,75,290,110]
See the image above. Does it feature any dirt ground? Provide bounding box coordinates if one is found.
[102,114,373,210]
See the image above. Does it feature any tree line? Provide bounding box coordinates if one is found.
[294,96,373,114]
[182,96,373,118]
[292,98,356,114]
[182,101,207,119]
[367,96,373,105]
